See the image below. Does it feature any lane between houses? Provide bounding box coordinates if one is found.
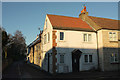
[2,60,120,79]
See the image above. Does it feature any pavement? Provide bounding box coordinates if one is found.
[2,60,120,80]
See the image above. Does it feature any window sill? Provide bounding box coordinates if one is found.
[109,40,118,42]
[83,62,94,65]
[82,41,92,44]
[59,40,66,42]
[110,62,119,64]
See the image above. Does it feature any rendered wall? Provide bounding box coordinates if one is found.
[55,29,98,73]
[41,15,53,73]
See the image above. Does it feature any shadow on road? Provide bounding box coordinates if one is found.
[2,60,120,80]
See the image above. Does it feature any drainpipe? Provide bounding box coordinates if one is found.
[96,31,100,71]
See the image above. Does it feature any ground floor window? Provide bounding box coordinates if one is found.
[60,53,64,63]
[84,54,92,63]
[85,55,88,62]
[110,53,118,63]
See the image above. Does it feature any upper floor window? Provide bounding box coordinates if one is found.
[88,34,92,41]
[84,54,92,63]
[44,34,46,44]
[48,32,50,42]
[60,32,64,40]
[109,32,117,41]
[84,34,87,42]
[83,34,92,42]
[110,53,118,63]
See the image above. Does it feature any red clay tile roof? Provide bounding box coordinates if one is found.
[47,14,94,31]
[88,16,119,30]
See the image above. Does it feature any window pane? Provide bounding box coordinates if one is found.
[110,53,114,62]
[48,33,50,42]
[89,55,92,62]
[60,32,64,40]
[115,53,118,61]
[88,34,92,41]
[84,34,87,42]
[109,32,113,41]
[113,32,116,41]
[109,32,112,34]
[60,54,64,63]
[44,34,46,44]
[84,55,88,62]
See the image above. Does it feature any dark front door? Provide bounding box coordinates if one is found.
[72,49,82,72]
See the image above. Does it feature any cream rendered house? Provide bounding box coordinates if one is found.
[41,13,98,73]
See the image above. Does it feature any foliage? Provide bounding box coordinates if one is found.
[2,28,27,61]
[1,28,9,60]
[2,30,8,47]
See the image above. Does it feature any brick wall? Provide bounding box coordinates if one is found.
[52,30,57,73]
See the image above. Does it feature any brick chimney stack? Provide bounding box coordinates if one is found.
[79,5,88,21]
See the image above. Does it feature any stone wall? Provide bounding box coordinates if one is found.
[98,29,120,71]
[102,30,119,71]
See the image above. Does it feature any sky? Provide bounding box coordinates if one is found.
[2,2,119,45]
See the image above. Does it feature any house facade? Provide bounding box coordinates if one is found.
[41,13,99,73]
[97,29,119,71]
[27,6,120,73]
[79,11,120,71]
[27,32,43,67]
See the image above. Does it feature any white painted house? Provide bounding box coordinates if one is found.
[41,13,98,73]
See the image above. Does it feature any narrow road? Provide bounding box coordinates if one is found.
[2,60,120,80]
[2,60,52,79]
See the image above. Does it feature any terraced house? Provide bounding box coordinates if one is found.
[27,32,43,67]
[27,6,120,74]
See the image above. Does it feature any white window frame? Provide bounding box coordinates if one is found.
[48,32,50,42]
[83,34,87,42]
[84,54,93,63]
[59,32,65,41]
[110,53,118,63]
[83,33,92,42]
[109,32,117,41]
[44,34,47,44]
[88,34,92,42]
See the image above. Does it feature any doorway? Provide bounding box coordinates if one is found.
[72,49,82,72]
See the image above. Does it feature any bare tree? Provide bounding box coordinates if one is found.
[6,30,27,61]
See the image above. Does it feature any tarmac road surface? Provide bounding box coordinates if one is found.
[2,60,120,80]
